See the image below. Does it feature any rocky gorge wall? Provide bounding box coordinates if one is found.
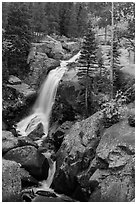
[2,102,135,201]
[2,35,135,202]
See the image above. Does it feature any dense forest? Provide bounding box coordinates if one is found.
[2,2,135,202]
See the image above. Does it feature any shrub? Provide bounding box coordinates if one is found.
[101,91,127,127]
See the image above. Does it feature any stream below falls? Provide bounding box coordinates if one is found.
[16,52,81,198]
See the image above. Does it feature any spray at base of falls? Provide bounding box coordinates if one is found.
[16,51,80,191]
[16,67,67,138]
[16,51,80,139]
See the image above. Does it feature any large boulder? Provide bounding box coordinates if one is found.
[2,159,22,201]
[4,145,49,180]
[8,75,22,85]
[2,131,18,155]
[51,111,104,200]
[2,121,8,130]
[51,121,74,151]
[32,35,64,60]
[89,119,135,202]
[7,82,36,98]
[27,122,45,141]
[2,82,37,127]
[2,130,39,155]
[51,110,135,202]
[25,54,60,89]
[20,167,39,187]
[62,41,80,54]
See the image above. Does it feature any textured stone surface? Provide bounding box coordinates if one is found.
[52,121,74,150]
[89,119,135,202]
[8,75,22,85]
[2,131,18,155]
[62,41,80,53]
[28,122,45,141]
[25,54,60,89]
[51,111,135,201]
[52,111,104,200]
[20,167,39,187]
[7,83,36,98]
[17,136,38,148]
[4,145,49,180]
[32,36,64,60]
[2,159,22,201]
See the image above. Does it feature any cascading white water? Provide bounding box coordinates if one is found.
[16,51,80,139]
[16,51,81,191]
[16,69,66,138]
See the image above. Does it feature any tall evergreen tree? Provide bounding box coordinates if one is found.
[67,4,78,37]
[44,2,60,34]
[76,3,88,37]
[5,2,32,77]
[30,2,48,33]
[58,2,74,36]
[78,24,99,116]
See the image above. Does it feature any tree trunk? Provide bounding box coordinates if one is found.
[110,2,114,99]
[105,26,107,44]
[85,81,88,117]
[85,65,89,117]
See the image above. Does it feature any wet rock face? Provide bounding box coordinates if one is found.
[62,41,80,54]
[8,75,22,85]
[25,55,60,89]
[4,145,49,180]
[51,111,135,202]
[27,122,45,141]
[2,159,22,202]
[7,83,36,98]
[32,35,64,60]
[2,131,18,155]
[2,82,37,128]
[20,167,39,188]
[52,111,104,200]
[89,119,135,202]
[51,121,74,151]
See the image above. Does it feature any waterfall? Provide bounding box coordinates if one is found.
[16,51,80,139]
[16,67,66,138]
[16,51,80,192]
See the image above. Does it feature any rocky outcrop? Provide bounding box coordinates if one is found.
[31,35,64,60]
[51,111,135,202]
[89,119,135,202]
[52,111,104,200]
[8,75,22,85]
[25,35,81,89]
[7,83,35,98]
[49,121,74,151]
[27,122,45,141]
[2,79,37,127]
[2,159,22,202]
[20,167,39,187]
[26,53,60,89]
[2,131,18,154]
[62,41,80,54]
[4,145,49,180]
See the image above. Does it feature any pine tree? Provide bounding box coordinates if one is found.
[58,2,74,37]
[5,2,32,77]
[30,2,48,33]
[107,39,123,93]
[78,25,99,116]
[67,4,78,37]
[44,2,60,35]
[76,3,88,37]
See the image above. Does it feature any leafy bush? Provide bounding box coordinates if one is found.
[101,91,127,127]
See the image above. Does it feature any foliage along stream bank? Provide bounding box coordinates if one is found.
[2,2,135,202]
